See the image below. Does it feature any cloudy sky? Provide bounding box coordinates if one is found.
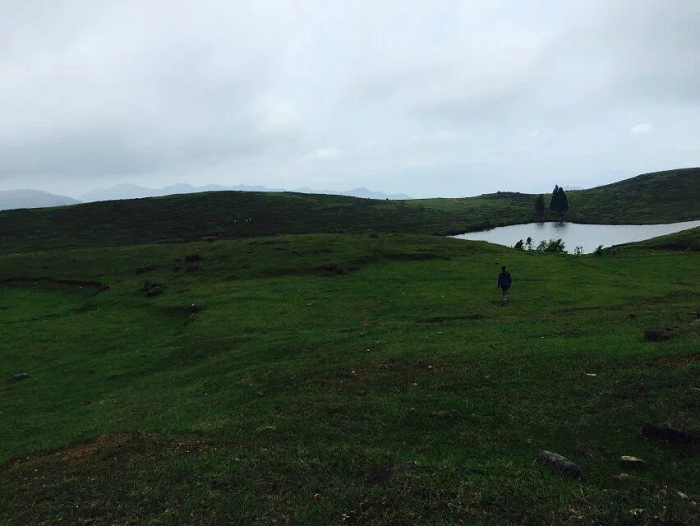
[1,0,699,198]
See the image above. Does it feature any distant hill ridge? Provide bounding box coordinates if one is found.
[0,184,412,211]
[0,168,697,253]
[78,183,412,203]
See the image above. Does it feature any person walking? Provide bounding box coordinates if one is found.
[497,266,512,304]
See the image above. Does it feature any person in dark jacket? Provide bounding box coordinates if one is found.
[497,266,512,303]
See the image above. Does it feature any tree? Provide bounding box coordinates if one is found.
[549,185,569,216]
[534,194,545,215]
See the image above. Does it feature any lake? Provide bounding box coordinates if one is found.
[452,220,700,254]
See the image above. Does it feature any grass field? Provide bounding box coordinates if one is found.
[1,228,698,524]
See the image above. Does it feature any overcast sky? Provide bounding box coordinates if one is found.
[1,0,699,198]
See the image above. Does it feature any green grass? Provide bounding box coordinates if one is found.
[1,231,699,525]
[0,168,698,254]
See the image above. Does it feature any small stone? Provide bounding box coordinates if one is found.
[536,450,585,481]
[620,456,647,469]
[9,373,30,383]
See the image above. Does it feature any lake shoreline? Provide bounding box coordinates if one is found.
[452,219,700,254]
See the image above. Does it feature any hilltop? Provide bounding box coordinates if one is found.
[412,167,700,226]
[79,183,411,203]
[566,167,700,223]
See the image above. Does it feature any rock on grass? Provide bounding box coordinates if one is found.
[641,423,700,444]
[536,450,585,481]
[643,328,674,341]
[365,461,418,486]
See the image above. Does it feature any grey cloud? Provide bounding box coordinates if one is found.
[540,0,700,106]
[0,1,304,182]
[0,130,162,177]
[0,0,698,197]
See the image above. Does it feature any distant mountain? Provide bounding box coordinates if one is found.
[80,183,411,202]
[0,189,80,211]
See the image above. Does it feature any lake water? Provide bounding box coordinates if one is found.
[452,220,700,254]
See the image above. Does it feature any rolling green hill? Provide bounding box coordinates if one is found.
[566,167,700,223]
[412,167,700,226]
[0,168,698,254]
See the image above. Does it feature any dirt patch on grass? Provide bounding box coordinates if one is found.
[7,433,133,470]
[309,358,444,392]
[2,432,219,525]
[650,352,700,367]
[6,433,213,472]
[55,433,132,462]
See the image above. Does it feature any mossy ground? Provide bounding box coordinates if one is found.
[1,232,698,525]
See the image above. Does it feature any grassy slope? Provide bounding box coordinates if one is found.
[611,226,700,252]
[0,192,459,255]
[412,167,700,226]
[1,233,698,525]
[0,168,698,254]
[566,168,700,224]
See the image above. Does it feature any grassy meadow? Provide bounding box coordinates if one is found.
[1,227,699,524]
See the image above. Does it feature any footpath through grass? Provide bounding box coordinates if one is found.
[1,233,698,525]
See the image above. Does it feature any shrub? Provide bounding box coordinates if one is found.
[536,238,567,254]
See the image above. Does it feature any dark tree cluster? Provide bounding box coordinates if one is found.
[534,194,546,215]
[549,185,568,215]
